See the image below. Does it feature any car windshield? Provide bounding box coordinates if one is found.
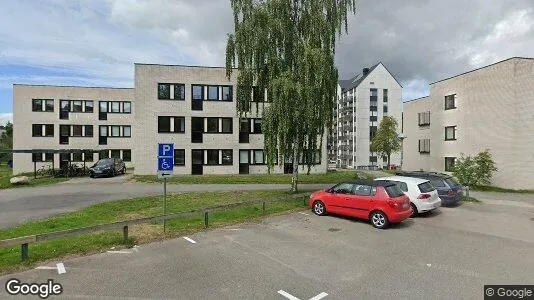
[384,184,405,198]
[418,181,435,193]
[95,159,113,166]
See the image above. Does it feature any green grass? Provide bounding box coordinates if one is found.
[0,165,67,190]
[462,196,481,203]
[133,169,360,184]
[0,190,309,274]
[471,185,534,194]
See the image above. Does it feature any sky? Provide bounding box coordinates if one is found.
[1,0,533,125]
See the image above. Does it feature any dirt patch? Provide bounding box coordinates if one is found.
[130,224,165,243]
[328,228,341,232]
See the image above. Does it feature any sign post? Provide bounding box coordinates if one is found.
[158,143,174,232]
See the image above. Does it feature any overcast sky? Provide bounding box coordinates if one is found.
[1,0,533,125]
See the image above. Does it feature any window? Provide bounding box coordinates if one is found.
[383,89,388,102]
[72,101,83,112]
[208,86,218,100]
[123,126,131,137]
[418,139,430,153]
[99,150,109,159]
[44,125,54,136]
[32,99,42,112]
[370,126,377,140]
[123,102,132,113]
[222,86,233,101]
[222,150,233,165]
[369,156,377,163]
[430,179,446,188]
[207,150,219,165]
[85,125,93,137]
[383,105,388,113]
[72,125,83,137]
[158,83,171,99]
[445,94,456,110]
[418,181,435,193]
[253,150,264,164]
[60,153,70,162]
[158,116,184,133]
[331,183,354,194]
[206,118,219,133]
[370,88,378,97]
[394,181,409,192]
[239,150,249,164]
[222,118,232,133]
[72,152,83,162]
[84,101,94,113]
[99,126,108,137]
[84,152,94,162]
[60,125,70,136]
[110,126,120,137]
[353,184,372,196]
[384,185,404,197]
[111,150,121,159]
[32,153,43,162]
[418,111,430,126]
[32,124,43,137]
[111,102,120,113]
[122,150,131,162]
[192,85,204,100]
[174,149,185,166]
[370,116,377,122]
[445,126,456,141]
[445,157,456,172]
[61,100,70,111]
[253,119,262,134]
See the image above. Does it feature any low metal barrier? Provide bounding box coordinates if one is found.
[0,192,311,261]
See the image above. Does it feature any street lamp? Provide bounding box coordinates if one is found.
[398,133,406,170]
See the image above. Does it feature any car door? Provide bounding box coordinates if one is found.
[344,184,374,218]
[325,183,355,215]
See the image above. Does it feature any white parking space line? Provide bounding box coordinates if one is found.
[183,236,197,244]
[277,290,328,300]
[56,263,66,274]
[298,212,310,216]
[35,266,57,270]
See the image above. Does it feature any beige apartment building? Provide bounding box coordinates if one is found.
[403,57,534,189]
[12,85,134,174]
[12,64,327,175]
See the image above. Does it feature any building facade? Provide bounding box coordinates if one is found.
[12,85,135,174]
[12,65,327,175]
[329,62,403,169]
[402,57,534,189]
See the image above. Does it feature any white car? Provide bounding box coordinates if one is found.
[374,176,441,216]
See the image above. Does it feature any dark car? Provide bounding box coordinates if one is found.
[395,171,464,206]
[89,158,126,178]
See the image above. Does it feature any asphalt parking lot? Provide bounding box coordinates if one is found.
[2,199,533,300]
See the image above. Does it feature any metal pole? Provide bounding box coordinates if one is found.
[262,201,266,214]
[163,177,167,233]
[21,243,28,261]
[204,211,209,228]
[34,161,37,179]
[123,225,129,243]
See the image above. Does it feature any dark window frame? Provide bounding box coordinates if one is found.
[158,83,171,100]
[418,111,430,126]
[32,124,43,137]
[222,85,233,102]
[174,149,185,166]
[72,125,83,137]
[252,149,265,165]
[207,85,219,101]
[383,89,388,102]
[32,99,43,112]
[192,84,205,100]
[33,99,54,112]
[418,139,430,154]
[445,126,457,141]
[221,149,233,165]
[122,149,132,162]
[158,116,185,134]
[445,157,456,172]
[206,149,220,165]
[445,94,457,110]
[251,118,262,134]
[221,118,233,133]
[206,117,219,133]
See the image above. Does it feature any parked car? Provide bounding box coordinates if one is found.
[395,171,464,206]
[309,180,412,229]
[374,176,441,217]
[89,158,126,178]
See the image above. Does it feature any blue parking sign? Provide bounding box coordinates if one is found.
[158,157,174,171]
[158,143,174,157]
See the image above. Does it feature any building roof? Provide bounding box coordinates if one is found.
[12,84,133,89]
[338,62,403,92]
[429,56,534,85]
[403,95,429,104]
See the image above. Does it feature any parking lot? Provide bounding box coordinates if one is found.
[2,198,533,300]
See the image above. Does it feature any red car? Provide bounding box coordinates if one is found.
[309,180,412,229]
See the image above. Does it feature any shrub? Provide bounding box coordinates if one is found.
[453,149,497,187]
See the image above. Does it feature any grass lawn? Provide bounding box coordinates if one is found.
[133,169,362,184]
[472,185,534,194]
[0,165,67,190]
[0,190,310,274]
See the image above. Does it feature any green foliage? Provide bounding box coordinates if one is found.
[453,149,498,187]
[225,0,357,190]
[370,116,401,166]
[0,121,13,162]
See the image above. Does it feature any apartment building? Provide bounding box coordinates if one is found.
[329,62,403,168]
[12,64,327,175]
[403,57,534,189]
[134,64,327,175]
[12,85,135,174]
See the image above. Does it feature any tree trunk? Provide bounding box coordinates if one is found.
[387,153,391,169]
[291,146,299,193]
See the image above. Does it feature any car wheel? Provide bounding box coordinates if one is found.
[410,203,418,217]
[370,210,389,229]
[121,167,125,174]
[312,200,326,216]
[111,169,116,177]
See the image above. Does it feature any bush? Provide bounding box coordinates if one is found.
[453,149,497,187]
